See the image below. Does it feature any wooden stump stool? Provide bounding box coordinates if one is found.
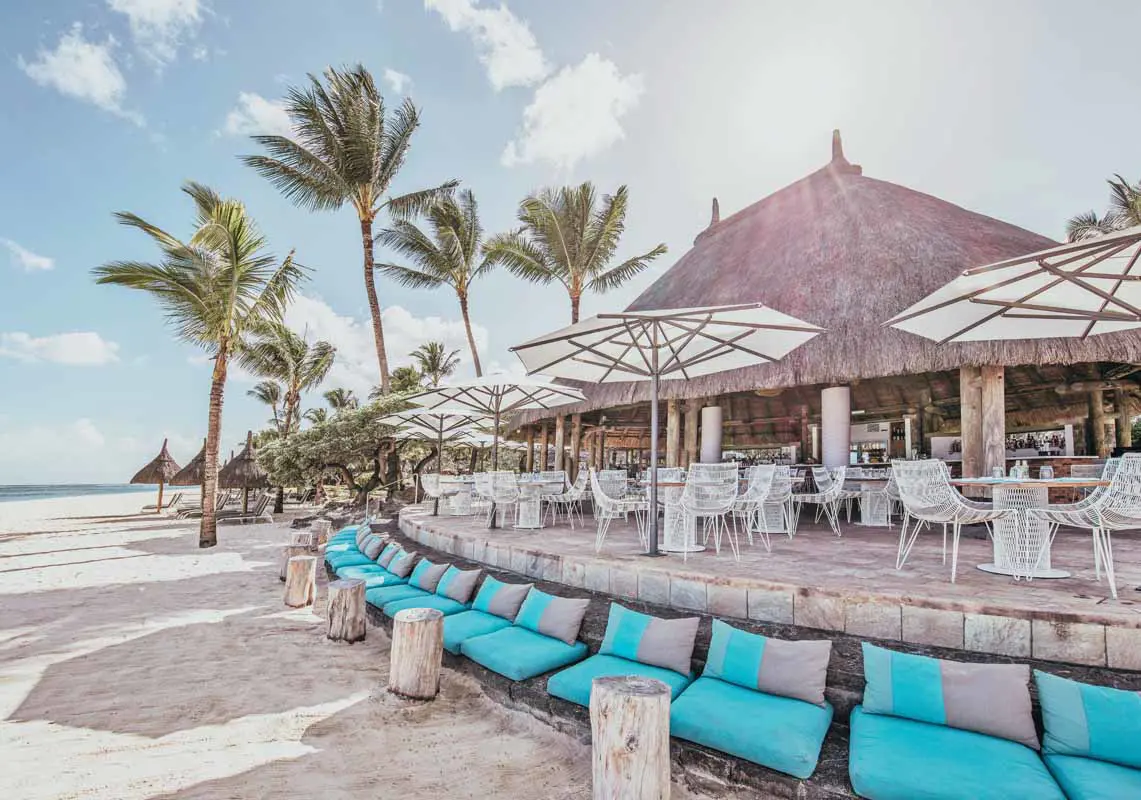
[280,544,309,582]
[284,555,317,608]
[388,607,444,700]
[327,579,366,643]
[312,519,332,548]
[290,530,315,549]
[590,676,671,800]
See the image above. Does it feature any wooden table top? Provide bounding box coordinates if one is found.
[950,478,1109,489]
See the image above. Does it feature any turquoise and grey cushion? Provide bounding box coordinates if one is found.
[358,571,408,589]
[1036,670,1141,769]
[471,576,532,621]
[330,524,360,542]
[387,550,417,578]
[861,642,1039,749]
[436,566,481,604]
[849,706,1064,800]
[672,676,833,779]
[443,610,513,655]
[365,583,429,609]
[547,654,692,708]
[355,527,371,548]
[705,619,831,706]
[377,543,401,568]
[514,588,589,646]
[461,626,588,681]
[599,604,699,676]
[360,535,384,560]
[1043,754,1141,800]
[326,551,375,570]
[408,559,449,593]
[383,594,469,618]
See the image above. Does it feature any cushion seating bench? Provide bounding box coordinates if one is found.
[443,610,514,655]
[442,576,532,656]
[383,594,470,617]
[548,653,692,707]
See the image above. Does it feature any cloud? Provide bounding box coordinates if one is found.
[503,54,643,170]
[283,295,489,397]
[220,92,293,137]
[18,24,144,126]
[383,68,412,95]
[0,331,121,366]
[107,0,204,68]
[1,239,54,272]
[424,0,547,90]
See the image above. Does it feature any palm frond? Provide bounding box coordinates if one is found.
[484,231,556,285]
[588,244,668,293]
[385,180,459,221]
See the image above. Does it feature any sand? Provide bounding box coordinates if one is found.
[0,496,714,800]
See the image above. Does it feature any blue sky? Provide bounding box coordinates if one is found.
[1,0,1139,483]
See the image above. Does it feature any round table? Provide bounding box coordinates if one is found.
[650,481,702,553]
[440,478,474,516]
[514,479,564,530]
[846,476,891,527]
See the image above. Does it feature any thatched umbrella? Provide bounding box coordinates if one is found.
[218,431,268,513]
[170,439,208,486]
[130,438,182,511]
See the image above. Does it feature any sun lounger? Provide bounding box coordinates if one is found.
[141,492,183,512]
[460,588,589,681]
[218,494,272,524]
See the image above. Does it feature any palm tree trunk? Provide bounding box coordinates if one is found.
[570,293,581,324]
[201,346,228,548]
[361,216,391,393]
[459,294,482,376]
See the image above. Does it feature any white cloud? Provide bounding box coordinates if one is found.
[0,331,121,366]
[18,24,144,126]
[503,54,643,170]
[220,92,293,137]
[424,0,548,90]
[283,295,489,397]
[1,239,54,272]
[383,68,412,95]
[107,0,204,68]
[191,45,209,61]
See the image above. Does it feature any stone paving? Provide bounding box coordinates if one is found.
[399,506,1141,669]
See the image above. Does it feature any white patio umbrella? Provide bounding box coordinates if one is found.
[510,303,824,555]
[885,226,1141,342]
[381,408,490,514]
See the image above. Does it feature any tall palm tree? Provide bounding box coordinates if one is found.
[94,182,303,547]
[411,341,459,388]
[486,182,667,322]
[241,322,336,435]
[242,65,457,394]
[248,380,284,430]
[303,407,328,425]
[324,387,359,414]
[1067,174,1141,241]
[378,366,423,396]
[376,189,492,375]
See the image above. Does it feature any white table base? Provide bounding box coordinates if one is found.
[856,490,890,527]
[759,502,788,534]
[514,486,547,530]
[661,488,702,553]
[979,485,1070,579]
[447,487,472,516]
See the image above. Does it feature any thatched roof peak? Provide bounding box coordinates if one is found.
[130,438,181,485]
[218,431,268,489]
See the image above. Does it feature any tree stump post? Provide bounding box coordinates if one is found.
[590,676,671,800]
[312,519,332,549]
[280,544,310,582]
[327,579,366,643]
[388,607,444,700]
[284,555,317,608]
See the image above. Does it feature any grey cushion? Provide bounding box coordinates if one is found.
[471,576,532,621]
[387,550,417,578]
[600,603,698,675]
[705,619,832,706]
[515,588,589,646]
[437,566,481,604]
[361,536,383,560]
[409,559,449,593]
[355,527,370,548]
[377,543,401,568]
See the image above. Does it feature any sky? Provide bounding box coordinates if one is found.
[1,0,1139,483]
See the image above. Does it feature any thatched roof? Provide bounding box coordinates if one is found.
[170,440,215,486]
[533,132,1141,417]
[130,439,181,485]
[218,432,269,489]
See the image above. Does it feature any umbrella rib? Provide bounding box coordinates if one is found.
[1081,244,1141,337]
[963,236,1135,276]
[525,327,647,378]
[886,269,1039,326]
[1036,259,1141,318]
[967,299,1138,321]
[510,318,625,351]
[658,314,711,379]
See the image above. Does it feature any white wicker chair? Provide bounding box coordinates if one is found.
[791,466,850,536]
[680,463,742,561]
[419,473,444,512]
[472,472,492,516]
[487,471,520,528]
[732,465,778,551]
[546,469,589,528]
[590,469,648,552]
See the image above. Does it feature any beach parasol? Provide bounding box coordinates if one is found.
[218,431,268,513]
[381,408,490,514]
[131,438,182,512]
[510,303,823,555]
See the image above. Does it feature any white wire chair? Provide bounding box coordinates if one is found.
[419,473,444,511]
[680,463,742,561]
[732,465,778,551]
[893,459,1017,583]
[791,466,850,536]
[472,472,492,514]
[1026,456,1136,599]
[546,469,589,528]
[590,469,648,552]
[487,471,520,528]
[539,470,568,489]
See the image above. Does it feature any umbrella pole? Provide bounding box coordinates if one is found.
[646,370,663,556]
[243,488,249,514]
[433,426,443,516]
[489,407,501,529]
[156,481,164,512]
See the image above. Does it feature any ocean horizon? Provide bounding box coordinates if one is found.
[0,484,160,504]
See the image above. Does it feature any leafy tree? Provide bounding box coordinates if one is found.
[376,189,492,374]
[1067,174,1141,241]
[242,65,456,394]
[94,182,303,547]
[379,366,423,396]
[323,387,359,413]
[486,182,667,322]
[248,380,284,430]
[411,341,459,388]
[241,322,335,435]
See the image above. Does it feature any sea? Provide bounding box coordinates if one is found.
[0,484,158,504]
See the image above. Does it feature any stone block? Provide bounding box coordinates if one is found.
[708,584,748,620]
[483,544,499,568]
[902,606,964,649]
[964,614,1030,657]
[1032,620,1106,666]
[670,577,708,613]
[1106,627,1141,671]
[561,560,586,589]
[845,602,902,640]
[638,572,670,606]
[794,593,845,633]
[610,568,638,600]
[747,588,793,624]
[584,562,611,594]
[470,539,486,564]
[538,554,562,583]
[510,548,529,576]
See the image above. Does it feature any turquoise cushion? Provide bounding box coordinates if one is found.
[325,541,355,551]
[325,552,374,569]
[461,626,588,681]
[1044,754,1141,800]
[547,654,692,709]
[849,706,1064,800]
[335,564,391,579]
[358,571,408,590]
[671,676,832,780]
[1036,670,1141,770]
[383,595,469,618]
[442,610,513,655]
[599,603,699,677]
[365,584,429,609]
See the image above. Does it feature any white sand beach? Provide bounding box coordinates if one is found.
[0,498,715,800]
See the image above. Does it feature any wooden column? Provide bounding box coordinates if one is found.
[959,366,983,477]
[553,415,566,472]
[980,365,1006,476]
[598,428,607,469]
[1090,389,1109,458]
[569,414,582,481]
[665,399,680,467]
[798,406,810,464]
[538,423,549,471]
[326,579,366,643]
[284,555,316,608]
[683,398,702,468]
[525,426,535,472]
[388,607,444,700]
[1116,389,1133,448]
[590,676,670,800]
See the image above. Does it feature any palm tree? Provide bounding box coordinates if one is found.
[324,387,359,414]
[94,182,303,547]
[303,407,328,425]
[1067,174,1141,241]
[485,182,667,322]
[248,380,284,430]
[241,322,336,435]
[411,341,459,388]
[242,65,457,394]
[376,189,492,374]
[380,366,423,396]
